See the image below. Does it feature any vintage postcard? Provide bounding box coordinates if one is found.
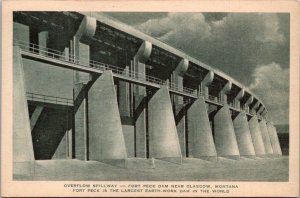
[1,0,299,197]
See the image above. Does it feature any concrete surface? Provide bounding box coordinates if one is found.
[233,111,256,158]
[175,104,186,157]
[23,58,74,99]
[13,46,35,176]
[187,97,217,160]
[248,115,266,157]
[88,71,127,162]
[133,41,152,158]
[31,108,71,159]
[74,83,88,160]
[272,126,283,156]
[214,105,240,159]
[267,123,282,157]
[259,119,274,157]
[14,156,289,181]
[148,86,182,164]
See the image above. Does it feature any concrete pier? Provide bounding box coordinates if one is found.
[259,119,274,157]
[272,125,283,156]
[214,104,240,159]
[267,122,282,157]
[148,86,182,164]
[248,115,266,157]
[233,111,256,158]
[13,46,35,176]
[88,71,127,165]
[187,97,217,160]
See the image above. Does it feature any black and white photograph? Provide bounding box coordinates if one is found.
[2,0,299,197]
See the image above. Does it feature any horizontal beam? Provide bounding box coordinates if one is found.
[21,50,253,117]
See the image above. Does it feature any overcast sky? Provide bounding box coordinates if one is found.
[106,12,290,125]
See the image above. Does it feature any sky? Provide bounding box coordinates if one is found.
[106,12,290,125]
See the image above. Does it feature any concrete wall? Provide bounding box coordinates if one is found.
[32,108,71,159]
[148,86,182,164]
[23,58,73,99]
[13,22,29,43]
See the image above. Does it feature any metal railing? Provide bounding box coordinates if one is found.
[26,92,73,106]
[15,40,246,112]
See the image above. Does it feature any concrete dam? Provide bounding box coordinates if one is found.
[13,11,283,179]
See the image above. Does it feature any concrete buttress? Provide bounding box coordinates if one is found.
[259,119,274,157]
[214,104,240,159]
[13,46,35,176]
[187,97,217,160]
[272,125,282,156]
[148,86,182,164]
[248,115,266,157]
[267,122,282,157]
[88,71,127,165]
[233,111,256,158]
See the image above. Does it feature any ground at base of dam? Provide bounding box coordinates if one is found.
[14,156,288,181]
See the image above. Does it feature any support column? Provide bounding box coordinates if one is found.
[200,71,214,99]
[233,111,256,159]
[13,46,35,176]
[251,101,260,115]
[88,71,127,165]
[259,119,274,157]
[214,104,240,159]
[148,86,182,164]
[257,106,265,116]
[13,22,30,45]
[73,16,96,161]
[244,95,253,113]
[219,81,232,104]
[172,59,189,157]
[233,89,256,158]
[133,41,152,158]
[74,83,87,160]
[73,15,96,83]
[234,89,244,109]
[187,97,217,161]
[38,31,49,55]
[248,115,266,157]
[272,125,283,156]
[119,66,130,116]
[267,121,282,157]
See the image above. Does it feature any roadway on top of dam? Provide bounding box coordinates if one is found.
[15,41,256,118]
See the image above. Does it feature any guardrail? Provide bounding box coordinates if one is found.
[15,40,248,113]
[26,92,73,106]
